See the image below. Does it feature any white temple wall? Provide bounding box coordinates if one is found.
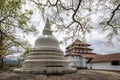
[67,56,88,68]
[87,62,120,71]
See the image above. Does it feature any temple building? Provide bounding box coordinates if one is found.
[65,39,120,71]
[14,19,76,74]
[88,53,120,71]
[65,39,97,69]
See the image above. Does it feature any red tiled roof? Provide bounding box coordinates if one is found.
[65,47,93,53]
[73,39,91,45]
[65,53,97,59]
[66,39,91,49]
[79,53,97,59]
[90,53,120,63]
[72,47,93,50]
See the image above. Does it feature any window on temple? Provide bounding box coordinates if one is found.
[111,61,120,65]
[72,49,74,52]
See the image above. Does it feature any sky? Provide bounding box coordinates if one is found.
[86,30,120,54]
[23,1,120,55]
[26,13,120,55]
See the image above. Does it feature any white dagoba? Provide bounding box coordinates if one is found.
[14,19,76,74]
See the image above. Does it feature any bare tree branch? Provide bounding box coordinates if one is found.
[107,3,120,27]
[72,0,83,30]
[33,0,120,42]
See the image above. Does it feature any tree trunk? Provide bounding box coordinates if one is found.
[0,57,4,70]
[0,29,5,70]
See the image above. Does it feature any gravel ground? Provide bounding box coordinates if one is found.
[0,70,120,80]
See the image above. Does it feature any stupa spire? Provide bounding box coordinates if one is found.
[42,18,52,35]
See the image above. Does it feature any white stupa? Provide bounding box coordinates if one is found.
[14,19,76,74]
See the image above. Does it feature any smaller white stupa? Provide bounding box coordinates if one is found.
[14,19,76,74]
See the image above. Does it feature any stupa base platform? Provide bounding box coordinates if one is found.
[14,67,76,74]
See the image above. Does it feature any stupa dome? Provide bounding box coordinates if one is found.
[35,35,60,49]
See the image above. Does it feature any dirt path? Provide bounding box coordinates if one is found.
[0,70,120,80]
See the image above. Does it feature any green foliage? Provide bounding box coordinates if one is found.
[22,48,31,57]
[0,0,36,60]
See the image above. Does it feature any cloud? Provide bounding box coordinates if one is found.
[86,29,120,54]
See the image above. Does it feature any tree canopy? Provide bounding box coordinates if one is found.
[32,0,120,42]
[0,0,37,60]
